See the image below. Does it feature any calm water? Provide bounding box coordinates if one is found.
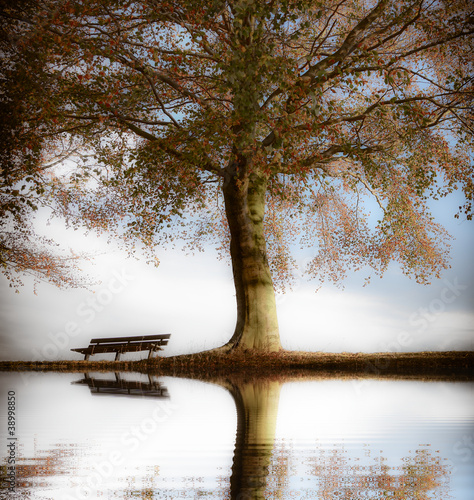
[0,372,473,499]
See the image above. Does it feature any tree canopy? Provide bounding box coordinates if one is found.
[1,0,87,290]
[1,0,473,348]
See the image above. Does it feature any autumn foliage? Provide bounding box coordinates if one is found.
[1,0,86,290]
[0,0,472,348]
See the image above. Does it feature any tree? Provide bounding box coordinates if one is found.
[1,0,472,349]
[0,0,87,290]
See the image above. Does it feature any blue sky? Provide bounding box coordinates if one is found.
[0,188,473,361]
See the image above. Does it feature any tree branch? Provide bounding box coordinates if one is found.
[305,0,390,81]
[112,115,223,177]
[300,144,383,168]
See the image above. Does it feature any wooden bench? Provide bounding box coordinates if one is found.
[71,334,171,361]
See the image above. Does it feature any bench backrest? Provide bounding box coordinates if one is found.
[90,334,171,344]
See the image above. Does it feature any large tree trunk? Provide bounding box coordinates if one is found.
[222,163,281,352]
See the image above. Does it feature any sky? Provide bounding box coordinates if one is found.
[0,188,473,361]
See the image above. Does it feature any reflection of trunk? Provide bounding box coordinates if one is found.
[226,379,282,499]
[223,166,281,352]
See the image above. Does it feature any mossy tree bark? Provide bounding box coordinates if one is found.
[222,154,281,352]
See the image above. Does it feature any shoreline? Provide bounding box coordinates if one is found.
[0,350,472,381]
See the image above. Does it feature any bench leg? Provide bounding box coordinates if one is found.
[115,352,121,361]
[84,354,90,361]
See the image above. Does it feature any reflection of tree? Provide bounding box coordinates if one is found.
[213,376,452,500]
[305,447,451,500]
[1,376,454,499]
[121,466,160,500]
[225,378,282,499]
[0,445,77,499]
[269,440,452,500]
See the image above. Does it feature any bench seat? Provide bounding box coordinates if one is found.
[71,334,171,360]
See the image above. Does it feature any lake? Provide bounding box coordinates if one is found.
[1,371,473,499]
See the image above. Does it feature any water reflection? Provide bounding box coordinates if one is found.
[304,447,450,499]
[72,372,169,399]
[0,444,77,496]
[225,379,282,499]
[1,372,472,499]
[216,377,451,499]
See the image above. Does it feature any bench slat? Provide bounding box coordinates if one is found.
[72,342,166,355]
[90,334,170,344]
[89,340,168,349]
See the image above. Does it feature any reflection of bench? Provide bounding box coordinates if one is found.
[71,334,171,361]
[72,373,169,398]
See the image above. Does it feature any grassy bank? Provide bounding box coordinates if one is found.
[0,350,473,380]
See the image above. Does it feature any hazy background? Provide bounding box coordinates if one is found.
[1,190,473,361]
